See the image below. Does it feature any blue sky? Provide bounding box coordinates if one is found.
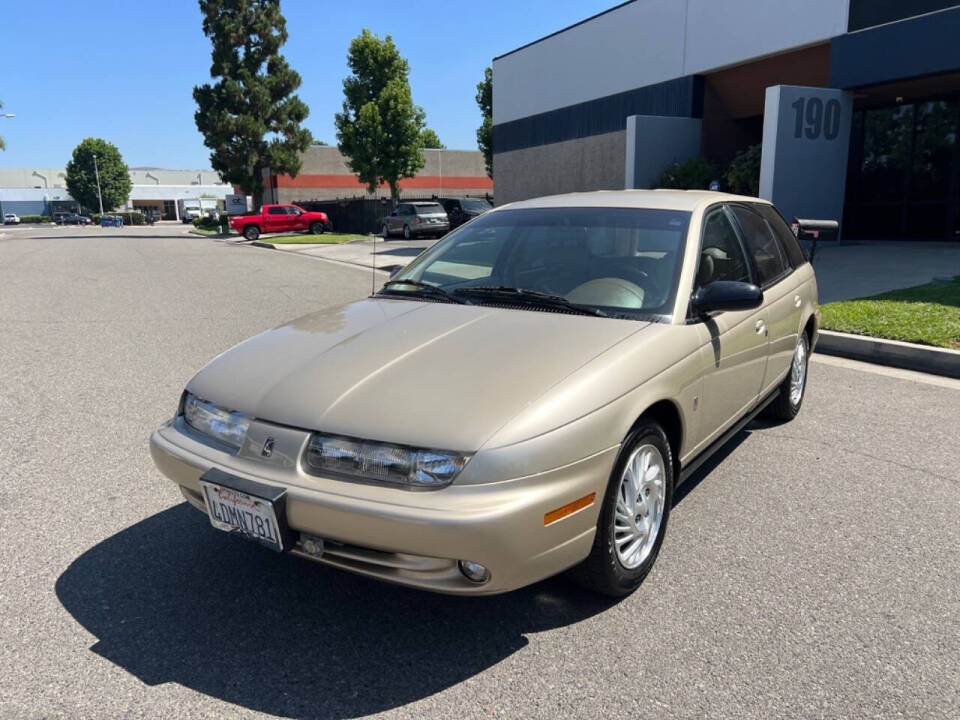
[0,0,615,169]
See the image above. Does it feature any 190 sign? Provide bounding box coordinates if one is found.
[791,97,842,140]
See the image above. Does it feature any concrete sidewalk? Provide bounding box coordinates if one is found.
[265,236,437,273]
[812,240,960,303]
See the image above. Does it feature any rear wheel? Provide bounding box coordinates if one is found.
[403,224,412,240]
[764,332,810,421]
[309,221,325,235]
[569,420,673,597]
[243,225,260,241]
[380,223,390,239]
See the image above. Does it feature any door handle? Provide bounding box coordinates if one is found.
[794,295,802,308]
[755,319,766,335]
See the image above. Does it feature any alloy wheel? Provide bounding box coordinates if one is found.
[790,336,808,406]
[613,443,666,569]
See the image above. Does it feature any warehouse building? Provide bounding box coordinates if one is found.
[263,145,493,204]
[0,167,232,219]
[493,0,960,238]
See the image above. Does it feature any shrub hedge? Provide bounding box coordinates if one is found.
[16,215,52,223]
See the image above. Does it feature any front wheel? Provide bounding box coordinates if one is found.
[309,221,325,235]
[569,420,674,597]
[243,225,260,241]
[764,332,810,421]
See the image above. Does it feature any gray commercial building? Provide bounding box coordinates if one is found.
[0,167,232,220]
[493,0,960,238]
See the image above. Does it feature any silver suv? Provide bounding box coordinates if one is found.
[380,202,449,239]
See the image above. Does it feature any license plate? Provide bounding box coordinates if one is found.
[200,472,287,552]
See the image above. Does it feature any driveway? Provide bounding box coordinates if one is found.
[1,226,958,718]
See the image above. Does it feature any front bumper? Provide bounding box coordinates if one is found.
[150,418,615,595]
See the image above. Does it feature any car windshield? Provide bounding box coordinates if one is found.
[383,207,691,319]
[461,199,492,212]
[415,204,445,215]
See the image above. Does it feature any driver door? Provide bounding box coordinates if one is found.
[692,205,769,449]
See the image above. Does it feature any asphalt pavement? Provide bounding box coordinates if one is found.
[1,225,958,719]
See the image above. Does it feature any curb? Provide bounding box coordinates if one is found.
[815,330,960,379]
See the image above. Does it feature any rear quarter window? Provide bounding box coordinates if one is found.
[753,203,809,268]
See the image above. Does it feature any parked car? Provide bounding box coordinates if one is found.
[53,212,93,225]
[151,190,820,597]
[3,213,19,225]
[228,204,331,241]
[438,197,492,229]
[380,201,449,239]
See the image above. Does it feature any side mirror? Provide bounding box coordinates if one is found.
[691,281,763,314]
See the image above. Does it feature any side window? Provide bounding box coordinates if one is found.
[267,206,285,215]
[753,203,808,268]
[696,207,752,288]
[730,205,788,286]
[285,206,300,215]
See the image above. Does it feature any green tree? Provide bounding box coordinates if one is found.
[65,138,132,211]
[725,144,762,196]
[475,66,492,178]
[193,0,312,209]
[421,128,445,149]
[335,29,426,203]
[656,156,719,190]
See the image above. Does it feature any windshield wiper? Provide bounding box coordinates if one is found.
[453,286,609,317]
[377,279,471,304]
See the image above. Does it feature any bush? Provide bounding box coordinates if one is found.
[17,215,52,223]
[656,156,720,190]
[726,144,762,196]
[91,211,146,226]
[192,215,223,230]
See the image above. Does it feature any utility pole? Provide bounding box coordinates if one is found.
[92,153,104,215]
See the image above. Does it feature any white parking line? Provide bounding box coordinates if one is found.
[812,352,960,390]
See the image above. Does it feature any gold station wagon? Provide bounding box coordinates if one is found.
[150,190,820,596]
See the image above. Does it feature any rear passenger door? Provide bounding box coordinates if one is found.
[264,206,287,233]
[728,203,801,396]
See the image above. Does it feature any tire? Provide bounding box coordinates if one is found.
[243,225,260,241]
[403,224,412,240]
[764,331,810,421]
[380,223,390,239]
[569,420,674,597]
[309,221,324,235]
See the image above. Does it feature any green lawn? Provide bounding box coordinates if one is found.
[265,232,366,244]
[820,276,960,349]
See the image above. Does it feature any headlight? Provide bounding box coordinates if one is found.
[182,392,250,450]
[305,433,466,489]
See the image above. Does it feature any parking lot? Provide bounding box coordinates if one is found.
[1,225,958,719]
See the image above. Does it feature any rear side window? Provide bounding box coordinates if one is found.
[730,205,789,286]
[753,203,808,268]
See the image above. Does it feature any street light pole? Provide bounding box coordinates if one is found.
[92,153,104,216]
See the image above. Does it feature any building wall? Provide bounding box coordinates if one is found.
[494,131,626,205]
[493,0,849,125]
[271,146,493,203]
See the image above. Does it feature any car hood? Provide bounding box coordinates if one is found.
[187,298,648,451]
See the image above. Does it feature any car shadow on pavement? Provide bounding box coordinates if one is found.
[673,425,753,506]
[55,504,616,719]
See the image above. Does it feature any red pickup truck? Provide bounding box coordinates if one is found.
[229,204,330,241]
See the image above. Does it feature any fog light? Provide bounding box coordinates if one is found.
[300,534,325,557]
[458,560,489,583]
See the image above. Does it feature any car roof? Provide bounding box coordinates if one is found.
[499,189,771,213]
